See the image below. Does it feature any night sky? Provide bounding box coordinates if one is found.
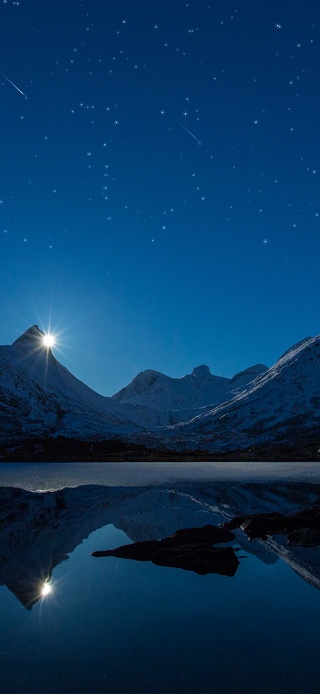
[1,0,320,395]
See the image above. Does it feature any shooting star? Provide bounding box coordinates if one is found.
[177,120,202,145]
[1,73,27,98]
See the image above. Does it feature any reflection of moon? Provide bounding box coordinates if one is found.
[41,582,52,597]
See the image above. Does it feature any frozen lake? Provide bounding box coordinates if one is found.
[0,461,320,491]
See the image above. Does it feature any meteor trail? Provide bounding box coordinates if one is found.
[1,73,27,98]
[177,120,201,145]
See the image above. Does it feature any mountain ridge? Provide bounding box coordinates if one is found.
[166,334,320,452]
[112,361,268,422]
[0,326,320,457]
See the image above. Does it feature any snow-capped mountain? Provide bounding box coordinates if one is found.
[112,362,267,425]
[0,325,320,455]
[168,335,320,452]
[0,325,142,442]
[0,325,267,442]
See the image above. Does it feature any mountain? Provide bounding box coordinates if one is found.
[167,335,320,452]
[0,325,267,442]
[0,325,142,442]
[112,363,268,425]
[0,325,320,457]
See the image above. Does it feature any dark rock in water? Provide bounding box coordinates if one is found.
[92,524,238,576]
[240,514,292,539]
[223,504,320,545]
[170,525,235,544]
[224,512,283,533]
[92,540,160,561]
[150,544,239,576]
[287,528,320,547]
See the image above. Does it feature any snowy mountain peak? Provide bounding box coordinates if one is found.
[111,359,272,424]
[230,363,268,385]
[128,369,163,391]
[0,326,145,443]
[192,365,211,381]
[1,327,320,453]
[171,333,320,453]
[13,325,45,348]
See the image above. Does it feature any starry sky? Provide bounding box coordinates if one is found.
[1,0,320,396]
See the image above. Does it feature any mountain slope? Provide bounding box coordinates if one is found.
[1,326,320,455]
[0,325,142,442]
[168,335,320,452]
[0,326,268,439]
[112,363,267,424]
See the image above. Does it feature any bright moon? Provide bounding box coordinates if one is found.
[43,334,55,348]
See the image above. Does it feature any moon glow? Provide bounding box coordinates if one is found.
[42,334,55,348]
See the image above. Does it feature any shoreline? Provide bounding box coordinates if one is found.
[1,435,320,463]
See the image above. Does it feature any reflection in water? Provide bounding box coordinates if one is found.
[92,525,240,576]
[41,581,52,597]
[0,481,320,610]
[6,571,53,610]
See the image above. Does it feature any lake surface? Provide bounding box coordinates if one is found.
[0,463,320,693]
[1,461,320,491]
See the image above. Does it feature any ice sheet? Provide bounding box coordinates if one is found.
[0,461,319,491]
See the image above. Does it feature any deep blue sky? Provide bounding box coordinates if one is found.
[1,0,320,395]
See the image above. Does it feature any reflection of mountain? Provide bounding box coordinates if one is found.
[0,484,219,609]
[0,482,319,608]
